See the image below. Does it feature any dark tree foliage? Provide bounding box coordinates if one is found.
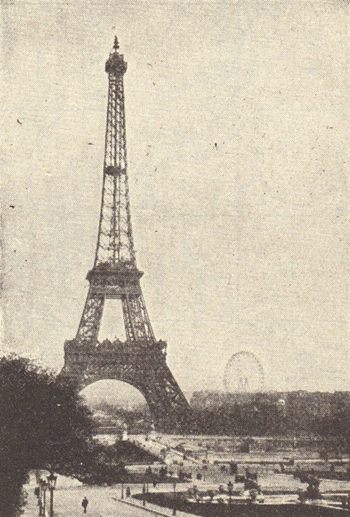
[190,397,350,458]
[0,355,95,516]
[191,391,350,440]
[191,402,283,436]
[314,399,350,455]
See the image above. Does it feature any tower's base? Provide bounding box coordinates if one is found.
[60,338,193,433]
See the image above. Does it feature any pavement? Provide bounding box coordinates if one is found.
[21,466,350,516]
[22,475,193,517]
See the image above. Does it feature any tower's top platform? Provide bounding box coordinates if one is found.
[105,36,127,75]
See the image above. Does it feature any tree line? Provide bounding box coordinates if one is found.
[189,401,350,447]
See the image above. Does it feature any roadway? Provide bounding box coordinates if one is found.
[22,474,191,517]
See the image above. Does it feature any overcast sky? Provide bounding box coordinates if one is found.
[1,0,349,402]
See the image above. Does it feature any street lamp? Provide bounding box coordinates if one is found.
[37,482,43,516]
[227,480,233,505]
[47,472,57,517]
[37,485,43,517]
[145,467,152,493]
[172,481,177,516]
[142,483,146,506]
[40,480,47,517]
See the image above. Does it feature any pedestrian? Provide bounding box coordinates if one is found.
[82,496,89,513]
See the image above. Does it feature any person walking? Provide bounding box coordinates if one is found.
[82,496,89,513]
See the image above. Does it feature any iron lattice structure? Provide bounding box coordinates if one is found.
[61,38,192,432]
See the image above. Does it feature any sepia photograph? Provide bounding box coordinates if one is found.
[1,0,350,515]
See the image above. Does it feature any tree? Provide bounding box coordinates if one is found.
[315,398,350,458]
[0,355,95,516]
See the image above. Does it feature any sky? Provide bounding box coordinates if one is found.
[1,0,349,404]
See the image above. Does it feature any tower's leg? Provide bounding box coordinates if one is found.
[122,294,155,342]
[139,363,193,432]
[76,290,105,342]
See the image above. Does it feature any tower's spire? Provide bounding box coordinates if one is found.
[95,38,134,266]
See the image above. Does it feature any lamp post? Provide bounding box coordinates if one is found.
[43,484,47,517]
[38,479,47,516]
[227,480,233,505]
[47,472,57,517]
[37,483,43,517]
[142,483,146,506]
[121,481,124,499]
[145,467,152,494]
[41,480,47,517]
[172,481,177,516]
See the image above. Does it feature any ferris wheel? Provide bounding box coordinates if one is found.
[224,351,265,393]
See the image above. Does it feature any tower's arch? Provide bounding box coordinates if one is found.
[80,379,147,409]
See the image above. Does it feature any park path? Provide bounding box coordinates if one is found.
[22,475,193,517]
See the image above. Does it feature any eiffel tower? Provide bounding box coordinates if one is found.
[61,38,192,432]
